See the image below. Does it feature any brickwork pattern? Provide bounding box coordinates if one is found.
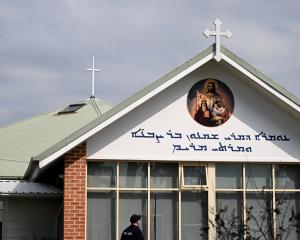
[64,142,86,240]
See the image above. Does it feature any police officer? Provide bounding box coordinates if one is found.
[120,214,144,240]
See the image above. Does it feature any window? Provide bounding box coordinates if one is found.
[275,192,300,240]
[119,162,147,188]
[216,163,242,189]
[182,191,208,240]
[119,192,148,238]
[87,192,116,240]
[275,165,300,189]
[216,163,300,240]
[87,162,300,240]
[57,103,86,114]
[87,162,208,240]
[88,162,116,188]
[246,164,272,189]
[216,192,243,227]
[246,192,272,239]
[150,192,178,240]
[151,163,178,188]
[182,165,207,188]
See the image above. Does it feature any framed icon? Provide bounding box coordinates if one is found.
[187,79,234,127]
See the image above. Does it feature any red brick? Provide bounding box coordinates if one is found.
[64,142,87,240]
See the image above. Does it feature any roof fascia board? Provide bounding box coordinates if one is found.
[34,45,215,165]
[221,53,300,112]
[38,52,214,168]
[221,46,300,107]
[37,44,300,170]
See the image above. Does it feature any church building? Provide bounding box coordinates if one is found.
[0,20,299,240]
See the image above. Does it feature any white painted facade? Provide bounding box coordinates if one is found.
[87,60,300,162]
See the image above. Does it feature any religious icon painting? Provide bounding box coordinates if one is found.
[187,78,234,127]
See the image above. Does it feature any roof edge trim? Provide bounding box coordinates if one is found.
[221,54,299,112]
[33,44,300,172]
[221,46,300,107]
[36,46,215,169]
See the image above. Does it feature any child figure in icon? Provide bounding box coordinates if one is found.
[211,100,228,125]
[188,79,234,127]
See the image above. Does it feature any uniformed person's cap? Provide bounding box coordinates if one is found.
[130,214,141,223]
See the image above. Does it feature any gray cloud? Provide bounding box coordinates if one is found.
[0,0,299,126]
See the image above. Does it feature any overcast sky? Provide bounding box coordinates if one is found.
[0,0,299,127]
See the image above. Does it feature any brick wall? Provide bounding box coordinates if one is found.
[64,142,87,240]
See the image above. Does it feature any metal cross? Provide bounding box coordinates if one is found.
[86,56,100,97]
[203,18,232,62]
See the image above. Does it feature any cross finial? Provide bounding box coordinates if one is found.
[203,18,232,62]
[86,56,100,97]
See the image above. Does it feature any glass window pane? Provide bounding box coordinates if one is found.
[246,192,272,240]
[151,163,178,188]
[87,192,116,240]
[276,193,300,240]
[216,192,243,239]
[275,165,300,189]
[246,164,272,189]
[119,192,148,240]
[88,162,116,187]
[151,192,178,240]
[182,191,208,240]
[216,163,242,189]
[183,166,206,186]
[119,162,147,188]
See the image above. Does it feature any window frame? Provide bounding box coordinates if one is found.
[215,163,300,240]
[87,161,300,240]
[180,163,208,190]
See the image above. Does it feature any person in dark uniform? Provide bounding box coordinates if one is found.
[120,214,144,240]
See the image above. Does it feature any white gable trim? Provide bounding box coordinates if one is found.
[39,53,214,168]
[39,51,299,169]
[221,54,300,112]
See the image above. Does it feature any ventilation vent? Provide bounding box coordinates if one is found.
[57,103,86,115]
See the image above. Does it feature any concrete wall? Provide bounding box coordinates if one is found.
[3,197,62,240]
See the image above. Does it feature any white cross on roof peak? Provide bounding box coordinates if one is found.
[86,56,100,97]
[203,18,232,62]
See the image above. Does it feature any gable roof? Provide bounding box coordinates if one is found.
[0,97,113,178]
[220,47,299,107]
[1,44,299,178]
[35,44,300,171]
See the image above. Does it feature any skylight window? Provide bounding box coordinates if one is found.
[57,103,86,115]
